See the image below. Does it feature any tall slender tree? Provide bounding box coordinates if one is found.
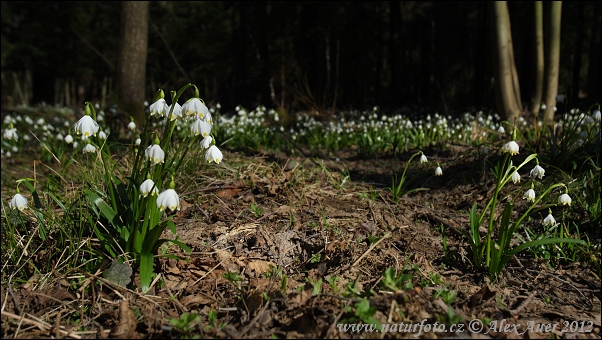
[530,1,545,116]
[492,1,523,124]
[542,1,562,124]
[116,1,149,124]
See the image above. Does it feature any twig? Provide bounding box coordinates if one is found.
[325,299,352,338]
[1,310,82,339]
[510,291,537,316]
[353,232,391,267]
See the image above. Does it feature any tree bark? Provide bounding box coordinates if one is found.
[492,1,522,124]
[116,1,149,125]
[542,1,562,124]
[530,1,544,116]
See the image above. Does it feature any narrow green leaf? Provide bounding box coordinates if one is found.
[140,252,155,293]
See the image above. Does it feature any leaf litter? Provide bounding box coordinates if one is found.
[1,145,600,339]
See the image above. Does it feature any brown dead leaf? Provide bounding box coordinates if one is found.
[111,301,139,339]
[215,248,239,272]
[247,260,276,274]
[180,294,215,309]
[217,187,243,198]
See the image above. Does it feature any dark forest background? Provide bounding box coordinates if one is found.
[1,1,600,117]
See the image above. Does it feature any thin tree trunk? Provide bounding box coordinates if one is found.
[542,1,562,124]
[117,1,149,125]
[530,1,544,116]
[492,1,522,124]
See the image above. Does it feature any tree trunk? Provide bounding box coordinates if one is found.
[587,1,601,107]
[116,1,149,125]
[530,1,544,116]
[492,1,522,124]
[542,1,562,124]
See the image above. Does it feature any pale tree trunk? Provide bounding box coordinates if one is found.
[542,1,562,124]
[530,1,544,116]
[492,2,522,125]
[117,1,149,125]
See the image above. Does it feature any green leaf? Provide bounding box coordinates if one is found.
[140,252,155,293]
[103,260,133,287]
[21,180,47,240]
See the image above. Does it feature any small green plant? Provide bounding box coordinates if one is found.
[307,277,323,295]
[250,203,264,218]
[381,267,414,292]
[222,270,243,290]
[310,252,321,263]
[437,307,463,327]
[340,298,382,331]
[389,151,430,201]
[169,313,201,339]
[433,287,456,304]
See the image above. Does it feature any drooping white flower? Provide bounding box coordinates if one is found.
[82,144,97,153]
[497,126,505,134]
[593,110,601,121]
[64,134,74,144]
[139,179,159,197]
[420,154,428,164]
[435,166,443,176]
[511,171,521,184]
[501,141,519,155]
[523,188,536,202]
[200,135,212,149]
[74,115,99,140]
[149,98,169,117]
[10,193,28,211]
[530,165,545,179]
[145,144,165,164]
[98,130,108,140]
[157,189,180,212]
[56,133,64,141]
[182,97,209,120]
[190,118,212,137]
[128,121,136,131]
[543,213,556,227]
[558,193,572,206]
[135,137,141,146]
[166,102,183,121]
[3,128,18,141]
[205,145,223,164]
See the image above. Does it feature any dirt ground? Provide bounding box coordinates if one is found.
[1,140,601,339]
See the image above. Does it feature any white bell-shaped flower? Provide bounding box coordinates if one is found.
[543,213,556,227]
[200,136,212,149]
[75,115,99,140]
[145,144,165,164]
[420,154,428,164]
[501,141,519,155]
[182,97,209,119]
[3,127,18,141]
[511,171,521,184]
[530,165,545,179]
[190,118,212,137]
[167,102,183,121]
[205,145,223,164]
[149,98,169,117]
[435,166,443,176]
[140,178,159,197]
[128,121,136,131]
[157,189,180,212]
[64,134,74,144]
[558,193,571,206]
[10,193,28,211]
[523,188,536,202]
[98,130,108,140]
[135,137,141,146]
[82,144,97,153]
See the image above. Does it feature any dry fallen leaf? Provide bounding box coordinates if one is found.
[247,260,276,274]
[111,301,139,339]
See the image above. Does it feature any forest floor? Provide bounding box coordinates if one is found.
[1,133,601,339]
